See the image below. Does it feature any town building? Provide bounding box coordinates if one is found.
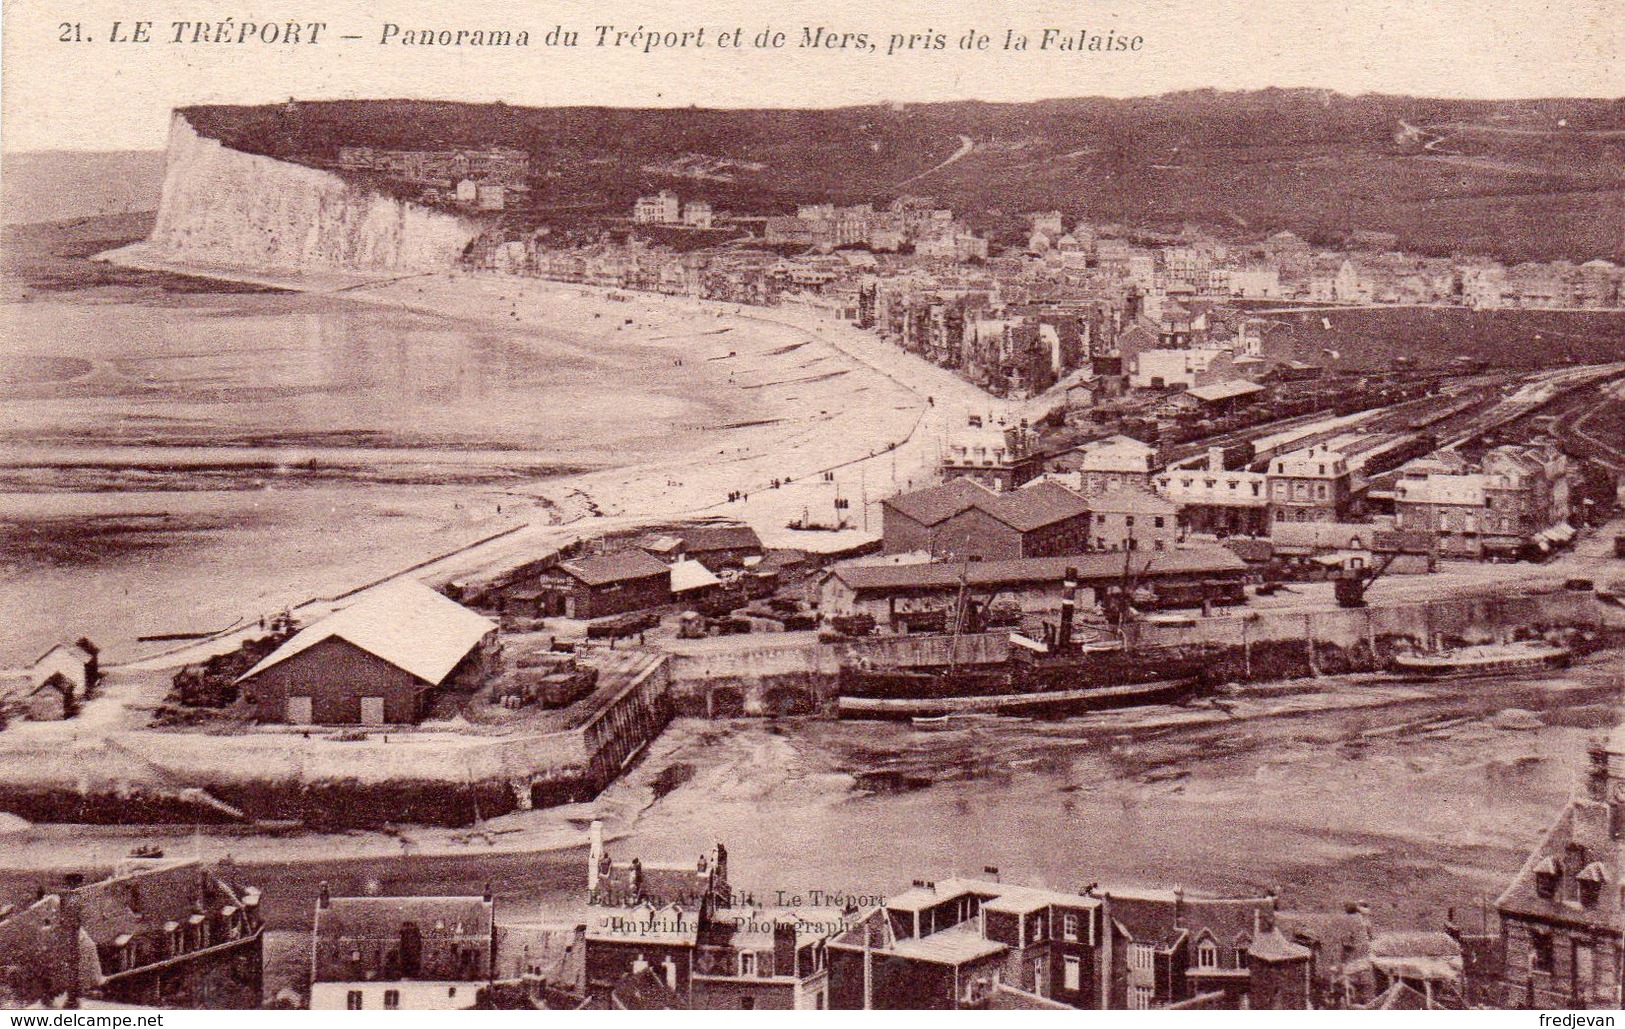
[818,547,1247,631]
[880,478,1093,562]
[826,877,1104,1009]
[1267,445,1354,524]
[310,886,495,1010]
[1496,728,1625,1008]
[940,425,1043,492]
[633,191,682,225]
[1390,444,1574,561]
[583,822,834,1009]
[1131,346,1235,390]
[1276,908,1377,1007]
[1154,454,1269,537]
[531,551,673,619]
[1085,487,1183,552]
[0,859,264,1008]
[1102,886,1281,1009]
[1269,522,1435,576]
[1066,435,1161,496]
[639,524,764,569]
[681,201,714,230]
[235,581,497,725]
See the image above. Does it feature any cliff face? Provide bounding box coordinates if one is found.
[147,113,482,272]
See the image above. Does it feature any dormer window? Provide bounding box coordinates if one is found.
[1577,862,1611,908]
[1533,857,1561,899]
[1197,939,1218,969]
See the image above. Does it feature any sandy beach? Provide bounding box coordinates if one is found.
[4,244,1017,672]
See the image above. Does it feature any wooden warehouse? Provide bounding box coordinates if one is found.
[533,551,674,620]
[236,580,497,725]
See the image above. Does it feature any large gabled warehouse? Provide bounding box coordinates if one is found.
[236,580,497,725]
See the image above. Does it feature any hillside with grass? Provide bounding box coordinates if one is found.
[178,92,1625,263]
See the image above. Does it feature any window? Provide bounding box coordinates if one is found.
[1129,944,1155,971]
[1576,944,1595,995]
[346,991,364,1010]
[815,992,825,1010]
[1130,985,1154,1009]
[1535,862,1561,900]
[1063,913,1079,941]
[1197,940,1218,969]
[1531,932,1555,973]
[739,951,757,977]
[1125,516,1135,527]
[383,990,400,1010]
[1153,516,1165,528]
[739,998,755,1010]
[447,987,457,998]
[1064,956,1082,991]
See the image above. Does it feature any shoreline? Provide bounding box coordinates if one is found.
[72,243,1013,673]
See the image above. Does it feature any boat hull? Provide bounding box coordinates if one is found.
[1391,645,1571,678]
[839,677,1200,720]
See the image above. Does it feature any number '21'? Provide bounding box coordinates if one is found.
[59,22,85,41]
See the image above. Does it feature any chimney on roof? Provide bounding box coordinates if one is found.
[318,881,331,909]
[483,881,493,904]
[1173,887,1185,927]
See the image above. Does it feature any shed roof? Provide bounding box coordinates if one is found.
[669,559,722,594]
[238,581,495,687]
[828,546,1243,594]
[1187,379,1266,403]
[558,550,671,587]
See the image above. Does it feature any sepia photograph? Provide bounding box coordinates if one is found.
[1,0,1623,1014]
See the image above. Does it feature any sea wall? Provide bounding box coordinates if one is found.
[663,592,1625,716]
[145,112,482,272]
[0,659,671,829]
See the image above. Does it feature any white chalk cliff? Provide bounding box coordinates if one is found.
[146,112,482,272]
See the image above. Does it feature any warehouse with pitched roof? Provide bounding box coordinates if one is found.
[236,580,497,725]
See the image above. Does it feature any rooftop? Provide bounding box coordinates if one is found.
[882,477,996,527]
[1186,379,1266,403]
[312,894,494,983]
[828,546,1244,594]
[673,524,763,553]
[557,549,672,587]
[238,580,495,687]
[886,922,1007,965]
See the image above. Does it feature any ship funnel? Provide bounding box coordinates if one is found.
[1058,567,1078,652]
